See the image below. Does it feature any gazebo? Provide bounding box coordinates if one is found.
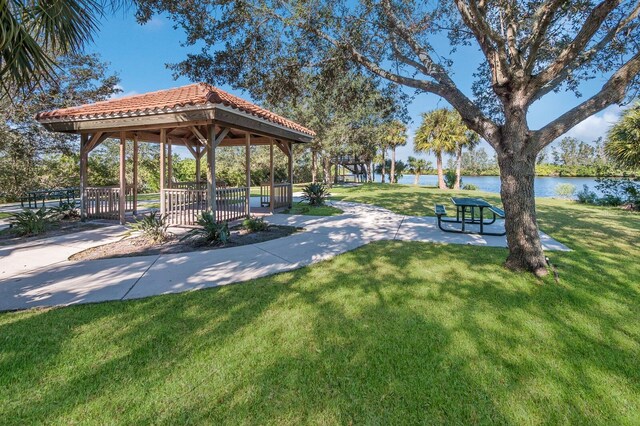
[36,83,315,225]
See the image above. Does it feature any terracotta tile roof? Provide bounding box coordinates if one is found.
[36,83,315,136]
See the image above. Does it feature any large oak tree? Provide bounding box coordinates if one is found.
[137,0,640,275]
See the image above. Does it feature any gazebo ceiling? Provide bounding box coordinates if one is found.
[36,83,314,143]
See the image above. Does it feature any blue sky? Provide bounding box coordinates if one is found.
[90,13,623,162]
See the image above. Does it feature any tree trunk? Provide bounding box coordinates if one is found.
[497,150,548,277]
[454,144,462,190]
[381,149,386,183]
[414,172,419,185]
[323,156,332,187]
[311,150,317,183]
[436,151,446,189]
[390,146,396,184]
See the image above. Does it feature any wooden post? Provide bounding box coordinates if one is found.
[133,135,138,215]
[288,141,294,208]
[207,124,217,216]
[119,132,126,225]
[195,145,201,187]
[80,134,88,221]
[269,138,275,213]
[167,138,173,189]
[160,128,166,216]
[245,132,251,217]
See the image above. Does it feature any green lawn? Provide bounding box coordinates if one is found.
[1,183,638,424]
[282,203,343,216]
[0,212,12,220]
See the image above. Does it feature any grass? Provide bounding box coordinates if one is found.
[0,212,12,220]
[282,203,343,216]
[1,183,638,424]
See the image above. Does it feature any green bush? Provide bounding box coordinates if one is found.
[462,183,479,191]
[301,183,329,206]
[242,216,269,232]
[444,169,458,189]
[49,201,80,220]
[554,183,576,198]
[576,185,598,204]
[10,207,54,236]
[181,212,230,245]
[132,211,169,243]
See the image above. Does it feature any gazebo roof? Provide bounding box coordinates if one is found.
[36,83,315,139]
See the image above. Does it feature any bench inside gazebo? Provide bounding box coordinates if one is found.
[36,83,314,225]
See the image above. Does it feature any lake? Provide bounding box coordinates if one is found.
[386,174,607,198]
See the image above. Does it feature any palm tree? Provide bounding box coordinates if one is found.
[1,0,124,96]
[605,105,640,169]
[453,131,480,189]
[414,109,465,189]
[407,156,429,185]
[381,120,407,183]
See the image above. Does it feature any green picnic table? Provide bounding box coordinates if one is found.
[434,197,506,236]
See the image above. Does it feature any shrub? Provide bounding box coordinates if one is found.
[595,178,640,210]
[49,201,80,220]
[181,212,230,245]
[301,183,329,206]
[462,183,478,191]
[132,211,169,243]
[10,207,54,236]
[554,183,576,198]
[243,216,269,232]
[444,169,458,189]
[576,185,598,204]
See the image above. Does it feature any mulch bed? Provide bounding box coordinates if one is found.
[0,219,107,245]
[69,225,302,261]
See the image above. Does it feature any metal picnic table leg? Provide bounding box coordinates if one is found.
[480,207,484,234]
[461,206,466,232]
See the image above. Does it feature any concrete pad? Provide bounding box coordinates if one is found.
[124,245,295,299]
[0,256,156,311]
[0,225,127,279]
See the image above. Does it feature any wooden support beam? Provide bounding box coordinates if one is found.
[86,131,107,152]
[133,135,138,215]
[160,128,166,216]
[214,127,230,147]
[167,137,173,189]
[245,132,251,217]
[195,145,201,186]
[80,134,88,220]
[274,139,290,156]
[119,132,126,225]
[207,124,217,215]
[269,138,275,214]
[288,141,294,208]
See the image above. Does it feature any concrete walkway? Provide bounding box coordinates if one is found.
[0,201,569,311]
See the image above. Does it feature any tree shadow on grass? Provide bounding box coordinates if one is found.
[0,237,638,424]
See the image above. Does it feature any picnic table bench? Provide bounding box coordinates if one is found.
[435,197,506,236]
[21,188,80,209]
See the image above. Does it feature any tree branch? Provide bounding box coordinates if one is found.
[531,0,625,90]
[528,1,640,103]
[531,50,640,151]
[522,0,567,74]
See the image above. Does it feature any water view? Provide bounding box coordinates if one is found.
[387,174,610,198]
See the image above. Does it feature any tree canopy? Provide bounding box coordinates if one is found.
[605,105,640,168]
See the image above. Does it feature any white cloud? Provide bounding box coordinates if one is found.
[109,85,138,99]
[561,104,623,142]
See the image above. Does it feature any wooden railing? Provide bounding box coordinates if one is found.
[162,187,248,226]
[273,183,292,210]
[260,183,292,210]
[163,188,208,226]
[171,181,206,190]
[84,186,134,220]
[215,187,248,223]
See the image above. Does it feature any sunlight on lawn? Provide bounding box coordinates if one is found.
[0,183,638,424]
